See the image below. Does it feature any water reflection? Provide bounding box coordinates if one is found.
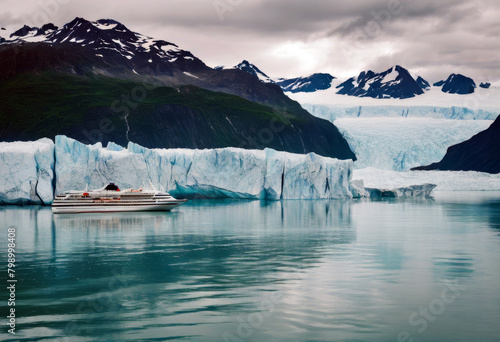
[435,192,500,233]
[1,194,499,342]
[1,200,357,341]
[433,253,475,279]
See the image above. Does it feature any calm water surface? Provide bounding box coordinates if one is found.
[1,192,500,342]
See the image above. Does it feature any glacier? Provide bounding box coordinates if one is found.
[334,118,493,171]
[55,135,354,200]
[3,135,498,205]
[288,85,500,120]
[302,104,499,122]
[0,139,54,204]
[287,86,499,172]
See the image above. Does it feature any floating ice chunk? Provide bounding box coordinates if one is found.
[365,184,436,198]
[354,167,500,191]
[350,179,369,198]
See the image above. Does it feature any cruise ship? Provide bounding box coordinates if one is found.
[52,183,187,214]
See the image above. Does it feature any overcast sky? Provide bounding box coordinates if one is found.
[1,0,499,83]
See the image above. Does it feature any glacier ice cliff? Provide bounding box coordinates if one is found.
[5,135,498,204]
[0,139,54,204]
[334,118,493,171]
[302,104,499,122]
[54,135,354,200]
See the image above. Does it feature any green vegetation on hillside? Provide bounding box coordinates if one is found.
[0,72,355,159]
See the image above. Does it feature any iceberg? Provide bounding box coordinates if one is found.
[350,178,436,198]
[0,138,54,204]
[55,135,354,200]
[334,118,493,171]
[350,179,370,198]
[365,184,436,198]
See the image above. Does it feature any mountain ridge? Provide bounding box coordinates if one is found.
[335,65,425,99]
[0,17,356,160]
[412,116,500,174]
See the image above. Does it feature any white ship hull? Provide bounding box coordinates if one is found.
[52,201,187,214]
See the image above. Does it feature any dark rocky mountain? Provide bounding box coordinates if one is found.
[230,60,274,83]
[277,73,335,93]
[0,17,355,160]
[434,74,476,94]
[335,65,424,99]
[416,76,430,90]
[10,25,35,37]
[480,82,491,89]
[9,23,58,38]
[227,61,336,93]
[413,116,500,174]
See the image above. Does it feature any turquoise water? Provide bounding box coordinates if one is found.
[1,192,500,342]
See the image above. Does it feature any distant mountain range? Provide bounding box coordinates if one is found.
[220,61,336,93]
[0,18,355,160]
[227,60,490,99]
[413,116,500,174]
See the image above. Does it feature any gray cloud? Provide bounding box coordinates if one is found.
[1,0,499,83]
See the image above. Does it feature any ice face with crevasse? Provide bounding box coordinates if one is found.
[0,138,54,204]
[334,118,493,171]
[54,135,354,200]
[2,135,498,205]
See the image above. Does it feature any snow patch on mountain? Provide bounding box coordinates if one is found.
[231,60,274,83]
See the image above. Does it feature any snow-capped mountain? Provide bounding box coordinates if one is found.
[2,17,202,71]
[225,61,336,93]
[433,74,476,94]
[276,73,336,93]
[230,60,274,83]
[336,65,426,99]
[8,23,58,41]
[215,60,274,83]
[0,17,355,160]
